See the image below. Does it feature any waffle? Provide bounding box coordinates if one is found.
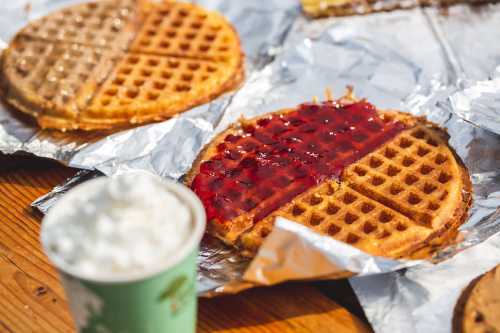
[0,0,244,131]
[186,93,472,259]
[453,265,500,333]
[300,0,486,17]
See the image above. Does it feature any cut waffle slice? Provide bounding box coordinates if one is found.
[1,36,121,130]
[83,53,242,128]
[18,0,143,50]
[129,2,243,69]
[187,96,472,259]
[343,122,472,252]
[239,180,439,258]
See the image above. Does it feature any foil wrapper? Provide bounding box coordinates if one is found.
[448,74,500,136]
[350,231,500,333]
[2,1,500,298]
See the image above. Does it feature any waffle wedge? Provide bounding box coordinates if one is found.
[186,94,472,259]
[84,53,242,127]
[1,36,121,130]
[0,0,244,131]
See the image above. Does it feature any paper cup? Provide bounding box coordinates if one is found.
[40,176,206,333]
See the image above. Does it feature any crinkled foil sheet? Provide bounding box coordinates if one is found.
[2,0,500,307]
[350,231,500,333]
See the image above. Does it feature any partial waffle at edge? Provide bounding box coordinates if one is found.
[1,36,122,130]
[18,0,142,50]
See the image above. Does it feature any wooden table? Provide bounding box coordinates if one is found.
[0,154,371,333]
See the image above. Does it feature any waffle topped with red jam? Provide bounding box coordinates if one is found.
[187,95,472,258]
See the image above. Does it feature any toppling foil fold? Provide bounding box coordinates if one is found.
[243,218,420,285]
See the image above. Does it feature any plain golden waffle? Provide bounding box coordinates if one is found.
[453,265,500,333]
[0,0,244,131]
[187,95,472,259]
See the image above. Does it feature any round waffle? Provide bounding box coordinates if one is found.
[453,265,500,333]
[0,0,244,131]
[186,94,472,259]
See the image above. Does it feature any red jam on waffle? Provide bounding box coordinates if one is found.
[191,100,406,224]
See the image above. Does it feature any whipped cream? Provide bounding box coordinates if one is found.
[41,172,193,279]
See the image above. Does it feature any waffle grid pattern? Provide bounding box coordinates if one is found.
[5,38,109,118]
[236,122,466,258]
[2,0,243,130]
[344,125,454,228]
[22,0,137,48]
[130,2,238,64]
[240,180,433,257]
[90,53,222,109]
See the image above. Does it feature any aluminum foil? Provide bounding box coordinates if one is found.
[349,231,500,333]
[431,3,500,80]
[4,1,500,298]
[448,74,500,136]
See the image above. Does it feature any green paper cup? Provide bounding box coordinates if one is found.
[40,177,206,333]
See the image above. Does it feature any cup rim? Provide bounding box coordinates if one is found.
[40,174,206,284]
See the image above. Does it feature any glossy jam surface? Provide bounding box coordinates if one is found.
[191,101,406,224]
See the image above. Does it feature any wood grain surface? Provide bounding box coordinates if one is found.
[0,154,371,333]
